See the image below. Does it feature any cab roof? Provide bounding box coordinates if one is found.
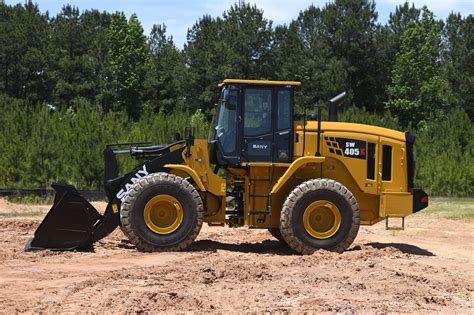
[218,79,302,88]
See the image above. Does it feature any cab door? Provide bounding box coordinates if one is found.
[241,87,293,163]
[241,87,274,162]
[273,88,293,162]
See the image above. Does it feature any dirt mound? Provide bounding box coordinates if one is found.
[0,199,472,312]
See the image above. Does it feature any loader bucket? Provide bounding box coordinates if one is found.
[25,184,103,251]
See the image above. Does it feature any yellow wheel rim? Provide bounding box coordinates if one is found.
[303,200,341,239]
[144,195,183,234]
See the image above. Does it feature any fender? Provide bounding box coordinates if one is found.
[271,156,326,194]
[164,164,206,191]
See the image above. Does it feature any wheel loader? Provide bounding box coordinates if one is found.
[25,79,429,254]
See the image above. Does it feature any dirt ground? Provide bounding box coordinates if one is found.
[0,198,472,313]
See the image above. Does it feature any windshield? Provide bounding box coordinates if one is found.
[209,88,237,155]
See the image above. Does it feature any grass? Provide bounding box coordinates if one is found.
[6,194,53,205]
[418,197,474,221]
[0,210,46,218]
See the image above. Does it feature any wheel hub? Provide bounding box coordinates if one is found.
[303,200,341,239]
[144,195,183,234]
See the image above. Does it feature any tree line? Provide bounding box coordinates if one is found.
[0,1,472,196]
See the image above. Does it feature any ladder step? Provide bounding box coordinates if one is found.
[249,178,271,182]
[249,194,270,198]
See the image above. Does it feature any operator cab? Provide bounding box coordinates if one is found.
[209,79,301,166]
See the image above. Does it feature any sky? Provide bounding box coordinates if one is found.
[5,0,473,48]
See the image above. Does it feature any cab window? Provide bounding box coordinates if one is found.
[277,90,291,130]
[244,89,272,136]
[215,89,238,155]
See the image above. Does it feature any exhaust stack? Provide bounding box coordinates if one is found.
[328,91,346,122]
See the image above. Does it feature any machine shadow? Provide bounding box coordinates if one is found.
[365,242,435,256]
[189,239,296,255]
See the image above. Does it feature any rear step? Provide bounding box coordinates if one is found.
[385,216,405,231]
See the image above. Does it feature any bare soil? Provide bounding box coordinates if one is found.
[0,198,472,313]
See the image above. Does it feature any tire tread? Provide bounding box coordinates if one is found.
[280,178,360,254]
[120,172,204,252]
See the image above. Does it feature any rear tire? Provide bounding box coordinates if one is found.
[280,178,360,254]
[120,173,204,252]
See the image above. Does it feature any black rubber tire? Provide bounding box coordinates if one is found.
[280,178,360,254]
[120,172,204,252]
[268,228,284,242]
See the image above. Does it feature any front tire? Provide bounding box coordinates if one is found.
[120,173,204,252]
[280,178,360,254]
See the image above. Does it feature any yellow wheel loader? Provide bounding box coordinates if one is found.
[26,79,428,254]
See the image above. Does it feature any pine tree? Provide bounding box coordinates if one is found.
[385,7,449,128]
[443,13,473,119]
[107,12,148,119]
[143,24,186,113]
[0,1,49,104]
[184,3,274,112]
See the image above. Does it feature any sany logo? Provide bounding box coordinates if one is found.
[116,165,149,201]
[252,144,268,149]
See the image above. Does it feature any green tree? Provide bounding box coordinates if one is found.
[79,9,113,110]
[107,12,148,119]
[387,2,421,36]
[222,3,273,79]
[290,5,349,109]
[275,0,379,111]
[415,108,473,196]
[385,7,449,128]
[49,5,93,108]
[184,3,274,112]
[0,95,30,187]
[372,2,421,109]
[322,0,379,110]
[184,14,226,112]
[269,23,303,81]
[443,13,473,119]
[0,1,50,104]
[143,24,186,113]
